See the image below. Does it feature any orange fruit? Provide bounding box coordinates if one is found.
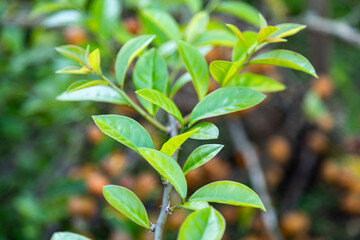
[67,196,96,218]
[311,74,334,99]
[85,171,110,196]
[63,26,87,45]
[280,211,310,237]
[266,135,291,164]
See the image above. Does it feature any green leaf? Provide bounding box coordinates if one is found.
[183,0,202,13]
[249,49,318,78]
[55,45,87,66]
[183,144,223,175]
[103,185,150,228]
[66,80,108,93]
[258,13,268,28]
[136,88,183,127]
[188,122,219,140]
[115,35,156,87]
[189,87,266,126]
[257,26,279,43]
[160,128,200,156]
[181,201,209,211]
[215,1,261,27]
[193,30,237,47]
[56,66,92,74]
[226,24,247,46]
[232,31,257,62]
[225,73,285,92]
[92,115,154,152]
[185,11,209,43]
[209,60,244,86]
[170,73,192,98]
[57,86,127,105]
[138,148,187,200]
[88,48,101,74]
[271,23,306,38]
[178,41,209,100]
[51,232,90,240]
[140,8,181,42]
[178,207,225,240]
[90,0,121,37]
[189,181,266,211]
[133,49,169,116]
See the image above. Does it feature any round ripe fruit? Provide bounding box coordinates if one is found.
[67,196,96,218]
[203,157,231,181]
[63,26,87,45]
[306,130,328,154]
[85,172,110,196]
[265,165,284,188]
[336,169,355,190]
[311,74,334,99]
[102,151,128,177]
[167,209,187,230]
[320,161,340,183]
[341,193,360,215]
[349,179,360,194]
[124,17,141,35]
[280,211,310,237]
[266,135,291,164]
[86,124,104,145]
[134,172,159,200]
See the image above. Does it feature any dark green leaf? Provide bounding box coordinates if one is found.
[92,115,154,152]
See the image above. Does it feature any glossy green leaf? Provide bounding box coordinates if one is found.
[138,148,187,200]
[140,8,181,42]
[135,89,183,127]
[193,30,236,47]
[103,185,150,228]
[183,144,223,175]
[181,201,209,211]
[90,0,121,37]
[225,73,285,92]
[133,49,169,116]
[160,128,200,156]
[209,60,244,86]
[249,49,318,78]
[178,207,225,240]
[189,181,266,211]
[56,66,92,74]
[92,115,154,152]
[51,232,90,240]
[88,48,101,74]
[66,80,108,93]
[232,31,257,62]
[178,41,209,100]
[226,24,246,46]
[185,11,209,43]
[115,35,155,87]
[188,122,219,140]
[55,45,86,66]
[189,87,266,126]
[271,23,306,38]
[215,1,261,27]
[257,26,279,43]
[57,86,127,105]
[170,73,192,98]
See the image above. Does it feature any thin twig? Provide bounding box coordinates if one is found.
[227,119,283,240]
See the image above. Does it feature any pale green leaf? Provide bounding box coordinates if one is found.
[189,87,266,126]
[232,31,257,62]
[178,207,225,240]
[138,148,187,200]
[257,26,279,43]
[209,60,244,86]
[133,49,169,116]
[160,128,200,156]
[185,11,209,43]
[178,41,209,100]
[225,73,285,92]
[115,35,156,87]
[249,49,318,78]
[57,86,127,105]
[103,185,150,228]
[55,45,87,66]
[51,232,90,240]
[92,115,154,152]
[193,30,236,47]
[271,23,306,38]
[183,144,223,175]
[189,181,266,211]
[66,80,108,93]
[181,201,209,211]
[56,66,92,74]
[183,0,202,13]
[135,89,183,127]
[188,122,219,140]
[88,48,101,74]
[226,24,247,47]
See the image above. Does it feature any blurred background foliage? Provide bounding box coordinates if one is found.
[1,0,360,239]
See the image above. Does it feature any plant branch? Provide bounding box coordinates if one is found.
[99,73,167,132]
[154,114,179,240]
